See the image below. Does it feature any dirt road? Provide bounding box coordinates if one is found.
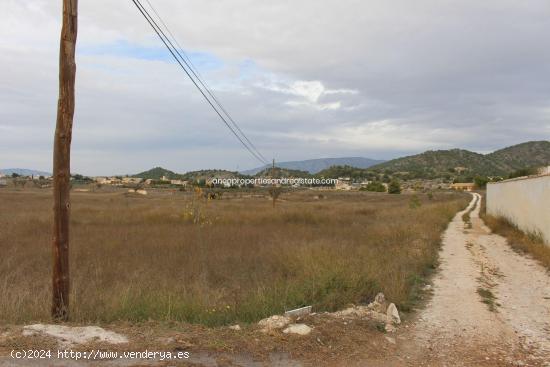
[395,193,550,366]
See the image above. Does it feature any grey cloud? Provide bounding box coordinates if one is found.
[1,0,549,175]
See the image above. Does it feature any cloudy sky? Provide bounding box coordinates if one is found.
[1,0,549,175]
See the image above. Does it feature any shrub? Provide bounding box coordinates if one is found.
[508,167,538,179]
[388,180,401,194]
[365,181,386,192]
[409,195,422,209]
[474,176,489,189]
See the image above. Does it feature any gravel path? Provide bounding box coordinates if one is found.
[405,193,550,366]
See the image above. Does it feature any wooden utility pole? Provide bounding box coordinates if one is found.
[52,0,78,321]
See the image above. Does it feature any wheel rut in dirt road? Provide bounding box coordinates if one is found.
[405,193,550,366]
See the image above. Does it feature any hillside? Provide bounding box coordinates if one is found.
[369,141,550,179]
[370,149,498,178]
[254,167,312,178]
[487,141,550,172]
[243,157,384,175]
[132,167,245,182]
[316,165,375,180]
[130,141,549,182]
[181,169,245,182]
[132,167,181,180]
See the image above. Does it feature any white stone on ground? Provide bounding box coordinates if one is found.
[258,315,291,332]
[283,324,312,336]
[374,292,386,304]
[386,303,401,324]
[22,324,128,347]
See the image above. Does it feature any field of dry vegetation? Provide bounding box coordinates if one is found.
[0,188,468,326]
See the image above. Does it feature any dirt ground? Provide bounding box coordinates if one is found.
[382,193,550,367]
[1,193,549,366]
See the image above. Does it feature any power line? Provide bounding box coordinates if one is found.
[142,0,269,164]
[131,0,267,165]
[130,0,268,165]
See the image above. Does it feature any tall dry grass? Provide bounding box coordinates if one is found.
[0,188,468,325]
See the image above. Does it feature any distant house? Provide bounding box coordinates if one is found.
[450,182,476,191]
[94,177,110,184]
[335,177,352,190]
[122,177,142,184]
[170,179,187,186]
[94,177,122,185]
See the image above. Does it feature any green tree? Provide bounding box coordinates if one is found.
[474,176,489,189]
[268,186,283,208]
[508,167,538,179]
[388,180,401,194]
[364,181,386,192]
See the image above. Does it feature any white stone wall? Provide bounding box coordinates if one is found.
[487,175,550,245]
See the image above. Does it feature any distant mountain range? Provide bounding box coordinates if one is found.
[130,141,550,181]
[0,168,51,177]
[242,157,385,175]
[368,141,550,179]
[7,141,547,182]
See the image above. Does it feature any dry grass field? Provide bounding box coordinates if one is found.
[0,188,468,326]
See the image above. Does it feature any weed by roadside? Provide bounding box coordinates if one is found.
[462,194,478,229]
[477,287,498,312]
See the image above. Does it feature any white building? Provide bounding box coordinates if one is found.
[122,177,142,184]
[170,179,187,186]
[335,177,352,190]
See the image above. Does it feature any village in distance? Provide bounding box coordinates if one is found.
[2,140,549,194]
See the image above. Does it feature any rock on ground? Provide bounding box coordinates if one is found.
[386,303,401,324]
[22,324,128,347]
[283,324,312,336]
[367,292,387,313]
[258,315,291,332]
